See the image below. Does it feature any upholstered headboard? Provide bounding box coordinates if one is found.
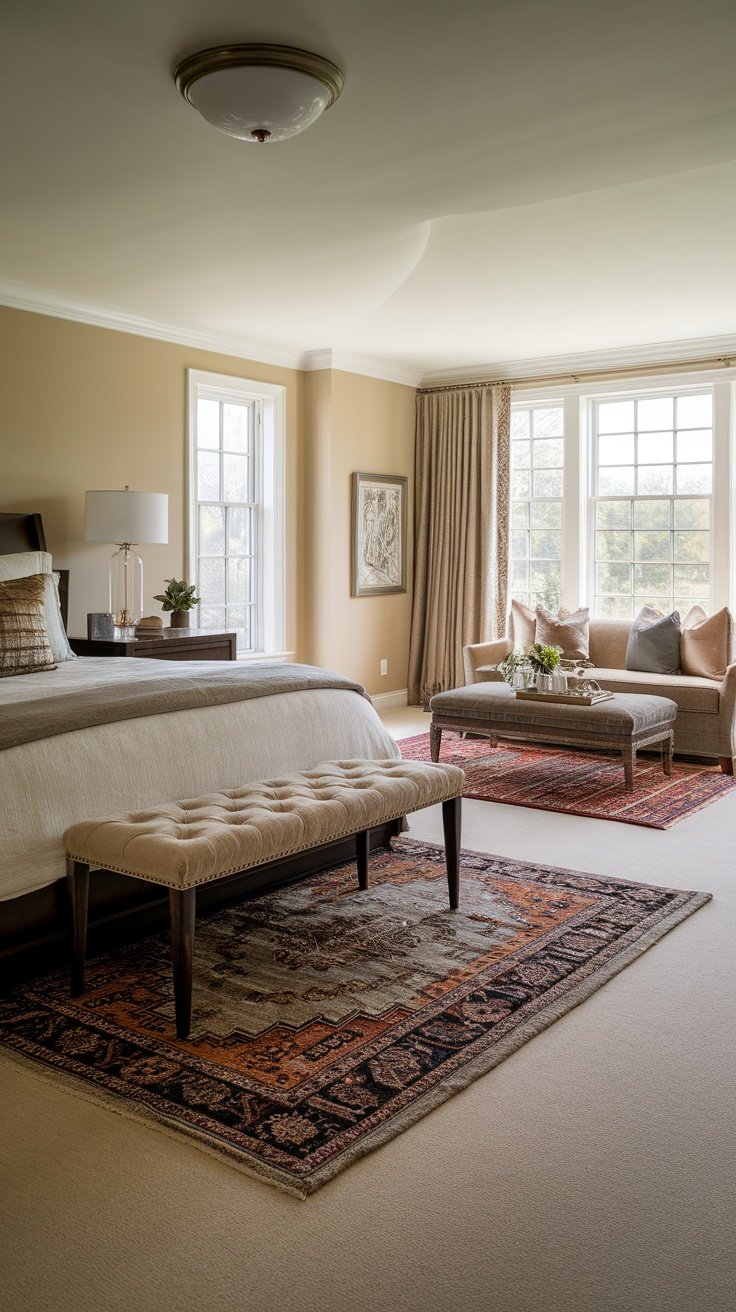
[0,512,69,629]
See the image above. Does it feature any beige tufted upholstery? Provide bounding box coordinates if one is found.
[64,759,465,890]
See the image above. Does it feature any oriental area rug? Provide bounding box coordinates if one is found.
[400,732,736,829]
[0,840,709,1196]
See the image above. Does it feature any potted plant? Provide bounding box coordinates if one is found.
[154,578,201,629]
[497,648,533,686]
[528,642,562,675]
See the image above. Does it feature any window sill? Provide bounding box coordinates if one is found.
[235,651,296,664]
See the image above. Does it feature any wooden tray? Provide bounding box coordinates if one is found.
[514,689,614,706]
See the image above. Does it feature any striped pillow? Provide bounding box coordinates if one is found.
[0,573,57,677]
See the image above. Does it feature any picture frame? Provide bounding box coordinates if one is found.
[351,472,407,597]
[86,611,114,640]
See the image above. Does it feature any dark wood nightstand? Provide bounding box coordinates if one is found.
[70,630,237,661]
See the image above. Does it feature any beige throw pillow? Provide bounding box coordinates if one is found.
[0,550,75,663]
[680,605,732,681]
[535,605,590,661]
[509,598,536,647]
[0,573,57,677]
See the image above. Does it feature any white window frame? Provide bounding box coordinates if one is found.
[186,369,286,657]
[509,400,566,612]
[588,388,715,619]
[513,371,736,618]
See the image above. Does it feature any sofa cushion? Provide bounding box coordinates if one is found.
[588,620,632,669]
[535,605,590,660]
[625,607,681,674]
[591,668,720,714]
[681,605,732,681]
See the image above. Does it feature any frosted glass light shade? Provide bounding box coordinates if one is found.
[175,45,344,144]
[189,65,330,141]
[84,490,168,545]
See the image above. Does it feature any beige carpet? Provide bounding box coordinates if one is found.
[1,706,734,1312]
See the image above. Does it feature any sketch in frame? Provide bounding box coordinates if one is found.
[352,473,407,596]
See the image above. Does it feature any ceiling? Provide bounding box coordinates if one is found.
[2,0,736,381]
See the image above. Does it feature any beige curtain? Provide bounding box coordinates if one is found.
[407,384,510,704]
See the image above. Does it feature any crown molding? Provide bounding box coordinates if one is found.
[300,348,421,387]
[0,279,305,370]
[420,332,736,387]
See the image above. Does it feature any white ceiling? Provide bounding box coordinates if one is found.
[2,0,736,381]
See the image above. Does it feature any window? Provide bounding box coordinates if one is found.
[506,375,732,623]
[510,404,564,611]
[187,370,285,655]
[592,391,713,618]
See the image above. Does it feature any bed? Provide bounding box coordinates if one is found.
[0,513,401,975]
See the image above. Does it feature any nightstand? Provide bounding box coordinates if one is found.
[69,630,237,661]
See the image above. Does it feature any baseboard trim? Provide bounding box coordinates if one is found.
[371,688,409,710]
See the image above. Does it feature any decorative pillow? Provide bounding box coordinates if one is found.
[535,605,590,661]
[625,607,681,674]
[0,551,75,663]
[0,574,57,677]
[680,605,732,681]
[509,598,536,647]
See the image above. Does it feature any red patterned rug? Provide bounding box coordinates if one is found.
[399,732,736,828]
[0,840,708,1196]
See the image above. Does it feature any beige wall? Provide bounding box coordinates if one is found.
[302,369,415,694]
[0,307,416,694]
[0,307,301,644]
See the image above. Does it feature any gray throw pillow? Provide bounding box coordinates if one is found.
[625,607,682,674]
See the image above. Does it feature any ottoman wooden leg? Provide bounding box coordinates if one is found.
[170,888,196,1040]
[663,733,674,776]
[623,743,635,792]
[356,829,369,890]
[66,857,89,997]
[430,722,442,762]
[442,796,461,910]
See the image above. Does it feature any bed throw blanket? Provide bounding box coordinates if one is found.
[1,662,368,751]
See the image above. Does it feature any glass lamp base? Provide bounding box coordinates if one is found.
[109,544,143,630]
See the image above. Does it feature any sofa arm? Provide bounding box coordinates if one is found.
[463,638,512,685]
[719,662,736,757]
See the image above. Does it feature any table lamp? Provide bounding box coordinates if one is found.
[84,487,169,637]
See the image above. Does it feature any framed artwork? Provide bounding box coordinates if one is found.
[351,472,407,596]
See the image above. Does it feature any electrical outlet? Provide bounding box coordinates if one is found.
[380,658,388,677]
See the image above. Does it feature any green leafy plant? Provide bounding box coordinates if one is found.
[154,578,201,613]
[497,648,532,684]
[529,642,562,674]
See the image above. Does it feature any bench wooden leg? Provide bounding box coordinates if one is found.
[170,888,196,1040]
[663,733,674,776]
[66,857,89,997]
[356,829,369,890]
[442,796,461,910]
[622,743,635,792]
[430,722,442,762]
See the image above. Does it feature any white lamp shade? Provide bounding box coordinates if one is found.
[84,490,169,545]
[188,64,331,141]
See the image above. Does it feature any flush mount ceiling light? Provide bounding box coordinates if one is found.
[174,43,344,143]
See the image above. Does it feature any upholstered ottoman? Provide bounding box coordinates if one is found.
[430,682,677,792]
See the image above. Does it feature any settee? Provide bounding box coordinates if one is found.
[463,615,736,773]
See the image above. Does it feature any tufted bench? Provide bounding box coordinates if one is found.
[64,758,465,1038]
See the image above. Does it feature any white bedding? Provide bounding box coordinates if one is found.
[0,658,400,901]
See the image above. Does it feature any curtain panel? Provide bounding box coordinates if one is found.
[407,384,510,704]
